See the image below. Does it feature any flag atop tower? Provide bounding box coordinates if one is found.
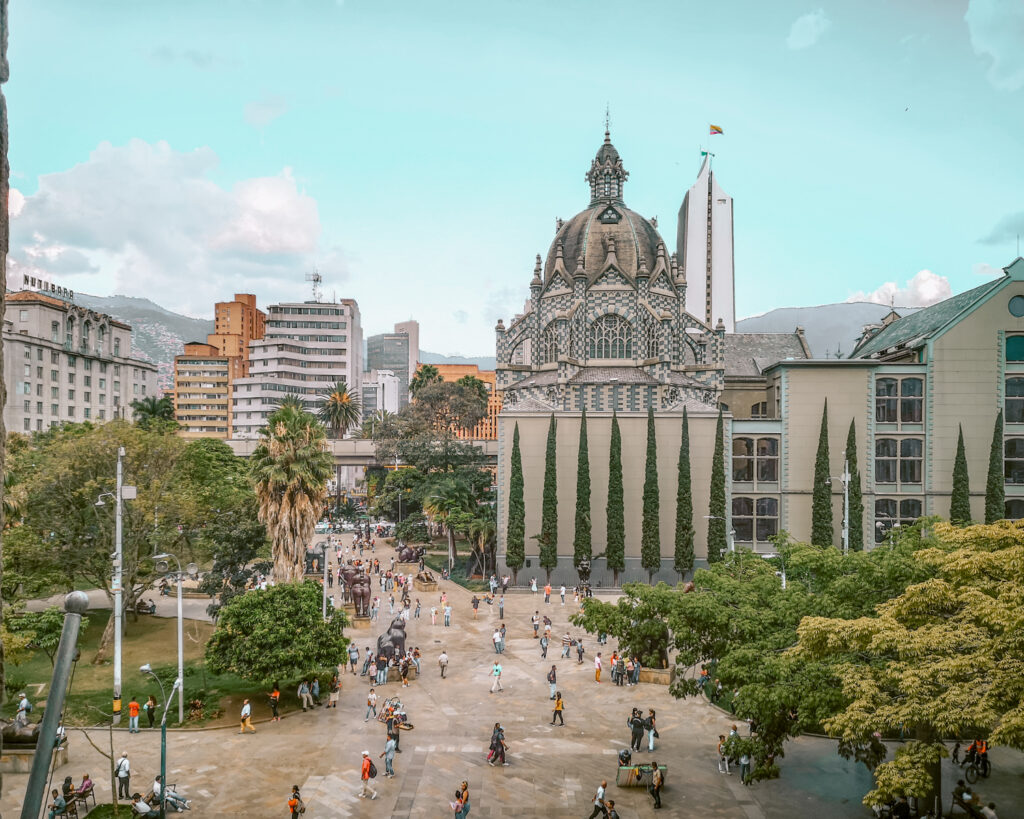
[709,124,723,135]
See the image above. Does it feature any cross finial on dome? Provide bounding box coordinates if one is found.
[605,104,611,143]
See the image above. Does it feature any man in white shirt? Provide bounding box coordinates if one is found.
[131,793,156,816]
[152,776,190,811]
[15,692,31,726]
[492,629,503,654]
[438,651,448,679]
[239,699,255,733]
[115,752,131,799]
[587,780,607,819]
[560,585,566,604]
[490,661,503,693]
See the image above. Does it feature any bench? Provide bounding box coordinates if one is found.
[951,794,983,817]
[615,764,667,787]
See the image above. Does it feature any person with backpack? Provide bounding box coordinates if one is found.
[287,785,304,817]
[546,665,557,699]
[359,751,378,799]
[628,709,645,752]
[539,633,549,659]
[15,692,32,726]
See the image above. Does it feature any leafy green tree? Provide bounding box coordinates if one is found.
[317,380,361,439]
[571,582,675,667]
[674,408,695,576]
[606,412,625,584]
[205,580,348,683]
[197,509,272,618]
[396,511,431,545]
[845,419,864,551]
[455,374,489,405]
[573,409,592,573]
[537,414,559,582]
[950,424,972,525]
[409,363,443,398]
[250,405,333,582]
[798,521,1024,808]
[985,410,1004,524]
[811,400,834,547]
[468,504,497,577]
[130,395,176,430]
[273,393,306,412]
[423,474,475,567]
[707,408,727,563]
[506,423,526,583]
[641,407,661,582]
[6,606,89,667]
[361,408,397,440]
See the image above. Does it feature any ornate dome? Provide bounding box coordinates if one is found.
[543,131,667,287]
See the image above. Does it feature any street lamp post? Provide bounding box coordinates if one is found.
[151,553,196,725]
[141,664,181,819]
[95,446,136,723]
[827,459,852,555]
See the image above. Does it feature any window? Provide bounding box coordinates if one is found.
[68,373,75,384]
[875,377,924,424]
[1006,499,1024,520]
[51,387,59,399]
[36,348,42,361]
[18,381,30,394]
[67,356,76,368]
[51,351,59,364]
[114,339,121,356]
[36,402,42,414]
[99,378,106,389]
[51,321,60,341]
[589,314,633,359]
[51,404,58,415]
[98,409,106,420]
[19,309,28,321]
[23,364,30,376]
[876,379,897,421]
[84,376,91,387]
[23,346,30,359]
[68,390,75,400]
[67,406,75,417]
[50,370,58,382]
[36,366,42,378]
[645,324,659,359]
[23,400,30,413]
[99,394,105,404]
[874,498,923,541]
[100,363,107,374]
[35,384,41,396]
[732,438,753,481]
[84,392,91,402]
[83,359,91,371]
[114,381,120,392]
[1007,335,1024,362]
[757,438,779,481]
[539,322,558,364]
[875,438,923,484]
[732,497,779,543]
[1004,438,1024,484]
[732,437,778,483]
[23,418,30,431]
[114,365,120,375]
[84,408,90,419]
[1007,378,1024,423]
[750,401,768,418]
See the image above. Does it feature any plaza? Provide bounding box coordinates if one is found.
[4,536,1021,818]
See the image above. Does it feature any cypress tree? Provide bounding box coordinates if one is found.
[844,419,864,552]
[811,399,834,547]
[951,424,972,525]
[985,409,1004,524]
[641,406,661,583]
[707,407,727,563]
[573,409,592,570]
[539,414,559,581]
[606,412,625,584]
[506,422,525,582]
[674,407,695,577]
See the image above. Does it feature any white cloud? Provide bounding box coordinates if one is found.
[9,139,340,317]
[786,9,831,50]
[8,187,24,218]
[973,262,1003,277]
[847,269,952,308]
[452,309,469,324]
[965,0,1024,91]
[244,93,289,129]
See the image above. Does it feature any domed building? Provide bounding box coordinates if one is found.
[495,129,725,414]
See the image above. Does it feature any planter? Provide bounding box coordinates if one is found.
[637,666,676,686]
[0,741,68,774]
[414,578,438,592]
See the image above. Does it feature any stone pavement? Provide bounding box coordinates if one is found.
[5,538,1021,817]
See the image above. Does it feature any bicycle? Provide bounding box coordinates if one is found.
[962,752,991,784]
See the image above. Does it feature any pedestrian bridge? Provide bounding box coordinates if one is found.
[225,437,498,467]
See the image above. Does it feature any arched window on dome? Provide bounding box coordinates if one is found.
[603,171,614,198]
[539,322,558,365]
[589,314,633,359]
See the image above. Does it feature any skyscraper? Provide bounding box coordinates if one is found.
[678,155,735,333]
[366,320,419,407]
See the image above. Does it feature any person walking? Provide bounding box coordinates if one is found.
[717,734,731,774]
[471,596,480,619]
[348,643,360,673]
[145,694,157,729]
[287,785,304,818]
[629,709,645,751]
[544,583,551,604]
[328,673,341,708]
[561,631,572,658]
[594,652,602,683]
[576,637,585,665]
[359,750,378,799]
[498,595,504,619]
[365,688,377,722]
[311,677,321,707]
[540,633,549,659]
[739,751,751,784]
[648,760,663,809]
[587,780,608,819]
[115,752,131,799]
[298,680,314,711]
[647,709,658,751]
[560,584,566,604]
[438,650,449,679]
[487,723,509,766]
[431,605,438,625]
[444,603,453,627]
[415,599,421,619]
[490,661,503,693]
[455,781,470,818]
[127,696,140,733]
[239,698,256,733]
[550,692,564,726]
[547,665,558,699]
[267,683,281,722]
[380,735,397,778]
[606,799,620,819]
[492,628,503,655]
[531,611,540,638]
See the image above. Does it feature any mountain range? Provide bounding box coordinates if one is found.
[70,294,926,390]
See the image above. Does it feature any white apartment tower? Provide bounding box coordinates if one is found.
[230,299,362,439]
[678,155,736,332]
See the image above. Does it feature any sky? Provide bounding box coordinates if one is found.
[6,0,1024,356]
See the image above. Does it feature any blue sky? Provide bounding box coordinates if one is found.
[7,0,1023,355]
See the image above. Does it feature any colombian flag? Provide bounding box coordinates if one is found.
[709,125,723,135]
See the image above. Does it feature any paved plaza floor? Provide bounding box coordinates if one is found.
[4,539,1021,817]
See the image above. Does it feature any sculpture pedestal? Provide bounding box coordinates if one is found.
[0,741,68,774]
[414,578,438,592]
[395,562,420,575]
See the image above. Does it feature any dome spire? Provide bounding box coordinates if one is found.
[586,119,628,207]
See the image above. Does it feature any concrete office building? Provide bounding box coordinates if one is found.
[367,321,419,407]
[231,300,362,439]
[3,290,157,433]
[362,368,401,416]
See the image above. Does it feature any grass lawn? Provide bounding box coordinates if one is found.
[422,553,489,592]
[3,611,335,729]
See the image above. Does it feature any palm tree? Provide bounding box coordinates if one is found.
[409,364,443,398]
[130,395,175,429]
[423,474,473,570]
[456,375,489,404]
[468,506,497,578]
[361,409,397,440]
[3,469,26,529]
[250,405,334,582]
[318,381,361,439]
[273,393,306,412]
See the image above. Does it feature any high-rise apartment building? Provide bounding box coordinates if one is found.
[3,291,157,433]
[206,293,266,379]
[231,300,362,439]
[366,320,419,407]
[362,369,401,416]
[173,342,235,438]
[432,363,501,440]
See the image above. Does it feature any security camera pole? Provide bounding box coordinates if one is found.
[153,552,196,724]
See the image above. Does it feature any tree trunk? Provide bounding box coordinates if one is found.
[93,608,116,664]
[447,528,456,569]
[916,726,941,816]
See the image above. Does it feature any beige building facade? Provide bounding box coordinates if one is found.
[173,342,236,439]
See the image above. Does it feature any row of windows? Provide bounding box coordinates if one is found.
[21,346,129,374]
[732,438,779,482]
[267,306,347,316]
[268,321,347,330]
[875,377,923,423]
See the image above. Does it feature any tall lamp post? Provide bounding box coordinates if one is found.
[151,553,197,725]
[141,664,181,819]
[827,459,852,555]
[95,446,136,724]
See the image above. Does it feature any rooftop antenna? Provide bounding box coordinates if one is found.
[605,103,610,136]
[305,270,323,303]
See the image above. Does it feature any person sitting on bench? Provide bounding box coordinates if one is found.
[153,776,191,811]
